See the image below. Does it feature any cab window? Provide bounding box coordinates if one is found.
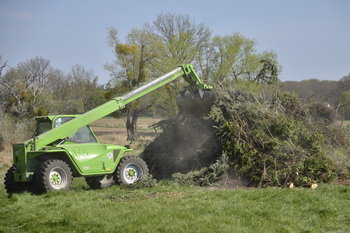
[67,126,97,143]
[54,117,97,144]
[36,121,51,136]
[54,117,74,128]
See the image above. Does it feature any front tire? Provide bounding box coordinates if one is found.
[34,159,73,193]
[4,167,29,194]
[115,156,149,184]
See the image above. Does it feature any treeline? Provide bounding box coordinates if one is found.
[0,56,106,118]
[1,55,349,121]
[1,13,350,146]
[0,56,107,148]
[282,74,350,120]
[0,13,282,142]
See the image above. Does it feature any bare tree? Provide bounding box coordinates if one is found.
[144,13,212,72]
[0,57,56,117]
[339,73,350,92]
[65,65,105,113]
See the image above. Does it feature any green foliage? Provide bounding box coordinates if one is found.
[106,14,282,120]
[121,174,158,189]
[0,178,349,232]
[37,106,48,116]
[202,33,280,84]
[255,59,278,84]
[210,85,350,187]
[172,154,229,186]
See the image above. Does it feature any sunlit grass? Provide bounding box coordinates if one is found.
[1,117,350,232]
[1,179,349,232]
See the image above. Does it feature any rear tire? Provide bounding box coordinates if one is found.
[85,175,115,189]
[115,156,149,184]
[4,167,29,194]
[34,159,73,193]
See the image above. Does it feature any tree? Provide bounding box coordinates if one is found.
[255,59,278,84]
[337,74,350,119]
[107,13,281,141]
[144,13,212,70]
[106,14,212,141]
[199,33,280,84]
[339,90,350,120]
[143,13,212,116]
[0,57,57,118]
[106,28,157,141]
[0,56,105,118]
[0,56,9,110]
[281,79,341,114]
[64,65,105,114]
[339,73,350,92]
[45,65,106,115]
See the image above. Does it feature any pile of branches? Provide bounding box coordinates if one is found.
[142,83,350,187]
[141,115,222,181]
[210,84,350,187]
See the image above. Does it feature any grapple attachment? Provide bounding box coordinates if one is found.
[176,89,215,116]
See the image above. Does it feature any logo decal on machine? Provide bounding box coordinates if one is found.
[107,152,113,159]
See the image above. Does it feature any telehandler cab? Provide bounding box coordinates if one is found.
[5,64,213,193]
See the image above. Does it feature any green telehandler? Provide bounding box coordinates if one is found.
[4,64,213,193]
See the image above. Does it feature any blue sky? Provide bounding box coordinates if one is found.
[0,0,349,84]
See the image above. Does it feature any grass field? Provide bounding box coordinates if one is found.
[0,178,349,232]
[1,117,350,232]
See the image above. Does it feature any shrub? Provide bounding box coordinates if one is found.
[0,110,34,148]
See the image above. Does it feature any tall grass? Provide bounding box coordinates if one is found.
[0,177,349,232]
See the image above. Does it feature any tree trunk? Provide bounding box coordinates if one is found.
[126,108,139,142]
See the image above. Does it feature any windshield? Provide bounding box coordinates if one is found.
[36,116,97,143]
[67,126,97,143]
[55,117,97,143]
[36,121,51,136]
[54,117,74,128]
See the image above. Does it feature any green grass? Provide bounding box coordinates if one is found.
[0,174,350,233]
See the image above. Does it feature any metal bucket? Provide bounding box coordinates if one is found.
[176,89,215,116]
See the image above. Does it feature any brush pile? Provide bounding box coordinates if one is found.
[142,84,350,187]
[142,115,221,180]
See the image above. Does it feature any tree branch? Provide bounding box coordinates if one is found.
[0,82,21,105]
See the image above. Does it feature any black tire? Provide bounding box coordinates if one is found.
[4,167,29,194]
[115,156,149,185]
[85,175,115,189]
[34,159,73,193]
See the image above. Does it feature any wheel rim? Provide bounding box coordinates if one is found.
[123,164,142,184]
[49,167,68,189]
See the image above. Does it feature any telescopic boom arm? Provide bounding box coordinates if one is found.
[32,64,211,150]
